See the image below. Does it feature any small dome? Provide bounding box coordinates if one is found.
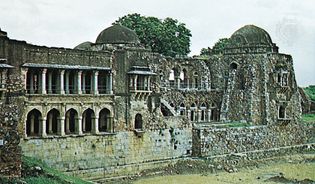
[95,24,140,44]
[230,25,273,45]
[74,41,93,50]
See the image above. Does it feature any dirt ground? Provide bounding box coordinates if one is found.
[133,154,315,184]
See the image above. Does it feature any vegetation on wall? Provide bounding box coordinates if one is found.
[115,13,192,57]
[200,38,229,55]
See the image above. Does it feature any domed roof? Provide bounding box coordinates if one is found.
[74,41,92,50]
[95,24,140,44]
[230,25,273,45]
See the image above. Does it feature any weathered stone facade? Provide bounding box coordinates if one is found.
[0,24,306,179]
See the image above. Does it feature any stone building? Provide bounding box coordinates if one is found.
[0,24,302,178]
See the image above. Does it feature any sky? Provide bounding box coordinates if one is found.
[0,0,314,86]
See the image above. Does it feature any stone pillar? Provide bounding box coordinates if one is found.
[48,71,52,94]
[41,69,47,94]
[41,118,47,137]
[187,110,191,121]
[65,71,70,94]
[30,114,35,135]
[109,72,113,94]
[48,113,53,134]
[93,115,99,134]
[30,73,34,94]
[22,68,28,91]
[77,71,82,94]
[187,78,190,89]
[77,117,83,135]
[148,76,151,91]
[134,75,137,91]
[59,117,65,136]
[82,72,86,94]
[93,71,99,95]
[207,109,211,122]
[65,113,70,134]
[59,70,65,94]
[176,77,180,89]
[198,110,202,122]
[82,115,86,132]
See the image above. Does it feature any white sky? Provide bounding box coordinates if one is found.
[0,0,314,86]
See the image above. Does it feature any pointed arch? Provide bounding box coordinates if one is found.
[26,109,42,137]
[99,108,111,132]
[46,108,60,135]
[65,108,78,134]
[82,108,95,133]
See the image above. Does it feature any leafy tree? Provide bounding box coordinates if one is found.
[115,13,191,57]
[199,38,230,55]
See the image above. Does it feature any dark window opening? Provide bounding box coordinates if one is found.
[82,109,94,133]
[99,108,111,132]
[46,109,59,135]
[65,109,78,134]
[135,114,143,130]
[26,109,41,137]
[279,106,285,119]
[230,63,238,70]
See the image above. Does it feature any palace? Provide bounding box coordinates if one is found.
[0,24,304,179]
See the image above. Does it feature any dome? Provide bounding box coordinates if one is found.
[74,41,92,50]
[230,25,273,45]
[95,24,140,44]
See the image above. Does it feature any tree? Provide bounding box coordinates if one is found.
[115,13,191,57]
[199,38,229,55]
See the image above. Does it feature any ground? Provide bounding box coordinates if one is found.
[134,154,315,184]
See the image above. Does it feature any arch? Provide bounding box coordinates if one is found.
[179,103,186,116]
[26,109,42,137]
[135,113,143,130]
[99,108,111,132]
[230,63,238,70]
[46,108,60,135]
[65,108,78,134]
[278,105,285,119]
[82,108,95,133]
[200,103,207,121]
[193,72,199,89]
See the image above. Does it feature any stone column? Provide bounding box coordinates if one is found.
[93,71,99,95]
[187,110,191,121]
[176,77,180,89]
[186,78,190,89]
[65,113,70,134]
[41,69,47,94]
[41,118,47,137]
[59,70,65,94]
[65,71,70,94]
[82,72,86,94]
[77,71,82,94]
[148,76,151,91]
[48,113,53,134]
[134,75,138,91]
[59,117,65,136]
[30,114,35,135]
[77,117,83,135]
[207,109,211,122]
[93,115,99,134]
[109,72,113,94]
[48,71,52,94]
[30,72,34,94]
[198,110,202,122]
[82,115,86,132]
[22,68,28,92]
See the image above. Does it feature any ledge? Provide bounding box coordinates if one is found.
[133,129,145,137]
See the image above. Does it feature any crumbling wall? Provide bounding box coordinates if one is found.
[192,124,314,157]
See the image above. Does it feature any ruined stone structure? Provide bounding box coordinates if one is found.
[0,24,304,179]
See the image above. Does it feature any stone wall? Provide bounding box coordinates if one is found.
[192,123,314,157]
[21,127,192,179]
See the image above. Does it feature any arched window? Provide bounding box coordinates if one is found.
[46,109,60,135]
[200,103,207,121]
[190,103,196,121]
[82,108,95,133]
[135,114,143,130]
[169,69,175,87]
[65,109,78,134]
[210,103,217,121]
[179,103,186,116]
[279,106,285,119]
[193,72,199,89]
[99,108,111,132]
[26,109,42,137]
[230,63,238,70]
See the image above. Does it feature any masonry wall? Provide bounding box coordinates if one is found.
[192,123,314,157]
[21,127,192,179]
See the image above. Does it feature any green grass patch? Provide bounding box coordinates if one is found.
[0,156,91,184]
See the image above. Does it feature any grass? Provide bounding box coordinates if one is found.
[302,113,315,123]
[0,156,91,184]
